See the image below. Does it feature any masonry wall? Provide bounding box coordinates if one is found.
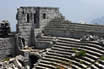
[16,7,62,46]
[0,37,16,60]
[16,7,36,46]
[44,18,104,39]
[39,8,61,28]
[34,8,62,38]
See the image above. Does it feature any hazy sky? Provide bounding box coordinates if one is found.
[0,0,104,31]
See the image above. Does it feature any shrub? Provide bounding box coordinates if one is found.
[100,56,104,60]
[76,50,86,57]
[80,60,84,64]
[56,65,65,69]
[3,57,10,61]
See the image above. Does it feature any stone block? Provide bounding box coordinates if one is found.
[0,37,16,60]
[35,41,52,49]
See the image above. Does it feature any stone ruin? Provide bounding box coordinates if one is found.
[0,20,11,37]
[0,20,16,61]
[0,6,104,69]
[16,7,62,47]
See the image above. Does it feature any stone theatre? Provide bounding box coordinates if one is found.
[0,6,104,69]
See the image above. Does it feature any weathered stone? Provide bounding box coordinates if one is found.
[44,17,104,39]
[16,7,62,46]
[0,37,16,60]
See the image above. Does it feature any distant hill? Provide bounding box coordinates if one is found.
[91,16,104,25]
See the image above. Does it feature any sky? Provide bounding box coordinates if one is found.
[0,0,104,31]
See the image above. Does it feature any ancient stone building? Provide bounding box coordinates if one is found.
[16,7,62,46]
[1,6,104,69]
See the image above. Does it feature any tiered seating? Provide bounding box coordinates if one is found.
[44,17,104,38]
[34,37,104,69]
[36,36,54,43]
[35,36,57,49]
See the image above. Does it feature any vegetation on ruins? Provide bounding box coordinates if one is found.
[75,50,86,57]
[71,47,104,69]
[100,56,104,60]
[3,57,10,61]
[72,48,86,57]
[72,48,77,52]
[79,60,84,64]
[56,65,65,69]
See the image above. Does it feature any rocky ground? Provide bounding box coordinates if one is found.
[0,55,30,69]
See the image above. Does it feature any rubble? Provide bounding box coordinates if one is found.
[0,55,29,69]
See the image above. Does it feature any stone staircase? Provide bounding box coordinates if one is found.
[35,36,57,49]
[34,37,104,69]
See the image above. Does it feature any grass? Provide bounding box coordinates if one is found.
[75,50,86,57]
[100,56,104,60]
[3,57,10,61]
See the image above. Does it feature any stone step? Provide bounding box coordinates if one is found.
[53,44,79,49]
[55,42,80,48]
[37,38,52,42]
[42,57,68,69]
[55,43,104,57]
[98,60,104,65]
[58,39,81,44]
[86,42,104,50]
[75,57,99,69]
[44,27,102,33]
[51,47,101,64]
[39,60,61,69]
[53,46,103,59]
[51,48,101,61]
[38,63,55,69]
[35,37,104,69]
[45,53,71,60]
[39,59,80,69]
[52,45,73,50]
[57,37,80,41]
[57,40,104,51]
[91,65,99,69]
[44,53,102,69]
[35,65,50,69]
[80,46,104,55]
[48,49,74,55]
[54,44,104,55]
[45,22,104,31]
[42,56,84,69]
[95,62,104,69]
[57,40,104,50]
[47,50,72,56]
[57,39,102,47]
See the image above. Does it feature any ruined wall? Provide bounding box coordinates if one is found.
[39,7,61,29]
[16,7,62,46]
[44,17,104,39]
[34,7,61,36]
[16,7,37,46]
[0,37,16,60]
